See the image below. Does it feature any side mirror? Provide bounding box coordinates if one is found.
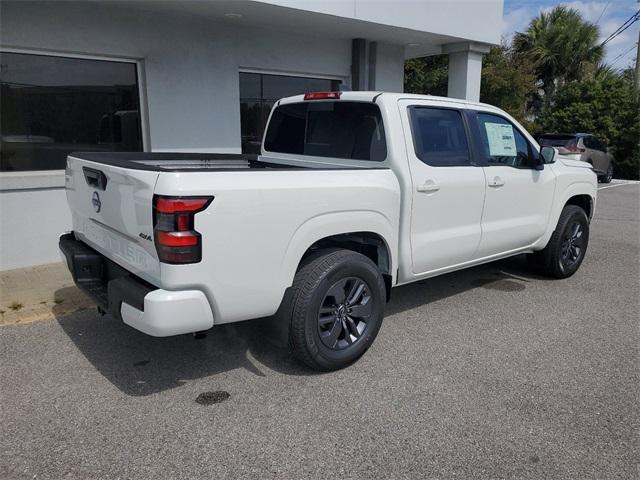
[540,146,557,165]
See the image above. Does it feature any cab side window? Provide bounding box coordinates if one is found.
[409,107,471,166]
[475,113,536,169]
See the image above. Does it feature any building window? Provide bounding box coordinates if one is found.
[0,52,142,172]
[239,72,341,154]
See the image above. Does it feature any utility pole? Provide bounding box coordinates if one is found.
[636,28,640,90]
[636,1,640,89]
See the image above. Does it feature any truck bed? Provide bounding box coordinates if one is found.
[68,152,293,172]
[68,152,378,172]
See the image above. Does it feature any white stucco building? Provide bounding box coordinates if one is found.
[0,0,503,271]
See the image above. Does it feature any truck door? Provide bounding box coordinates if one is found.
[398,100,486,275]
[468,111,557,257]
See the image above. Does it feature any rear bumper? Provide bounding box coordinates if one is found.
[59,232,214,336]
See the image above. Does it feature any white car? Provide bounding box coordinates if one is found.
[60,91,597,370]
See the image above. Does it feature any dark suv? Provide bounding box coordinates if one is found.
[539,133,614,183]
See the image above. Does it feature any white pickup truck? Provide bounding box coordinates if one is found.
[60,91,597,370]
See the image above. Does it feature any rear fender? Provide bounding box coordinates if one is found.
[280,210,397,287]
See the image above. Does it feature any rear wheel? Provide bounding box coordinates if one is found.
[528,205,589,278]
[289,249,385,371]
[599,163,613,183]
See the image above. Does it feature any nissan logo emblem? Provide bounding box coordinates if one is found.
[92,191,101,213]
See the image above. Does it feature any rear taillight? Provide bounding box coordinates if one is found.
[153,195,213,264]
[560,142,585,154]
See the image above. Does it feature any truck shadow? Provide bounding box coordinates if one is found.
[55,309,309,396]
[55,254,546,396]
[385,254,550,316]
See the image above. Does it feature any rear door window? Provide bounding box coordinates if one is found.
[263,101,386,161]
[408,107,471,166]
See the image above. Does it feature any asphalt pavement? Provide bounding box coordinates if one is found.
[1,182,638,479]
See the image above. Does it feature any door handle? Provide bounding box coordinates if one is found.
[488,176,505,188]
[416,180,440,193]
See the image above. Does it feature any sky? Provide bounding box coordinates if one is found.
[503,0,640,69]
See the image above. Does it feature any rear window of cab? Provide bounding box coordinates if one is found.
[263,101,387,161]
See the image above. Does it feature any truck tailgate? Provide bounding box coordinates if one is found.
[65,154,161,283]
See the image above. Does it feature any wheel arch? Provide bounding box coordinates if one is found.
[301,231,393,300]
[280,211,397,298]
[565,194,594,220]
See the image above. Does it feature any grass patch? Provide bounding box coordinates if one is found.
[9,302,23,311]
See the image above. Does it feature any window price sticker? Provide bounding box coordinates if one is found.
[485,123,516,157]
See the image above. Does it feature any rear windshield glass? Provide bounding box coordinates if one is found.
[263,101,387,161]
[539,135,577,147]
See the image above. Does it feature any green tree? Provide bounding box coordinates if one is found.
[513,6,603,100]
[537,71,640,180]
[480,44,537,127]
[404,47,537,128]
[404,55,448,96]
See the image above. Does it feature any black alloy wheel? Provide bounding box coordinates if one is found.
[527,204,589,279]
[317,277,372,350]
[288,249,386,371]
[560,220,585,270]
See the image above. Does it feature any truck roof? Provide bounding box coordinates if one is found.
[277,91,497,111]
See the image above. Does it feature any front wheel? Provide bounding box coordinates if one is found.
[288,249,386,371]
[528,205,590,278]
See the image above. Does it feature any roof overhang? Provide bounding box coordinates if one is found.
[110,0,500,58]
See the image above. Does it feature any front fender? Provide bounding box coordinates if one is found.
[532,180,597,249]
[280,210,398,288]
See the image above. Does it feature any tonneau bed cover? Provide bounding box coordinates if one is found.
[67,152,385,172]
[67,152,288,172]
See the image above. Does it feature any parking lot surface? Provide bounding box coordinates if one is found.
[1,183,638,479]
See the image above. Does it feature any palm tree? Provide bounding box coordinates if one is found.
[593,62,620,82]
[513,6,603,99]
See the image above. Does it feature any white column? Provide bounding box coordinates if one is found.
[442,42,491,102]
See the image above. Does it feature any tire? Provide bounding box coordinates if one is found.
[599,163,613,183]
[288,249,386,371]
[528,205,590,279]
